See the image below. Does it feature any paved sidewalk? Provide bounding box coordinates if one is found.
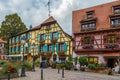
[4,68,120,80]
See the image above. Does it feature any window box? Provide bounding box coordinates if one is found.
[82,44,93,49]
[104,43,119,49]
[57,51,66,56]
[39,40,45,44]
[51,39,57,43]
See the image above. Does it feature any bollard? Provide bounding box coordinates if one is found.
[8,71,10,80]
[41,68,43,80]
[62,68,64,78]
[58,68,60,74]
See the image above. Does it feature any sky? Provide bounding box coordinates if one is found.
[0,0,117,35]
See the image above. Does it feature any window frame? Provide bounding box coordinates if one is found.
[59,43,64,51]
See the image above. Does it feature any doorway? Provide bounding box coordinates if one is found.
[107,58,115,68]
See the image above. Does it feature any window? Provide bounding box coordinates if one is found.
[48,44,52,52]
[84,37,91,44]
[111,19,120,25]
[46,24,51,29]
[41,34,44,40]
[40,45,44,52]
[87,57,98,63]
[59,43,64,51]
[86,11,94,18]
[52,32,57,39]
[81,23,96,29]
[113,5,120,14]
[107,35,116,43]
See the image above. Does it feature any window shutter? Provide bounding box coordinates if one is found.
[50,32,52,40]
[16,46,18,52]
[81,37,84,46]
[44,44,48,52]
[116,34,120,43]
[56,32,59,39]
[91,36,94,44]
[38,35,40,41]
[28,44,30,52]
[44,34,46,40]
[20,46,22,52]
[64,43,67,52]
[13,47,14,53]
[20,36,22,41]
[103,35,107,44]
[38,45,40,53]
[28,32,30,39]
[52,44,54,52]
[12,38,14,43]
[56,43,59,52]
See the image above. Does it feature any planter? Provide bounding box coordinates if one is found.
[82,44,93,49]
[51,39,57,43]
[0,72,18,79]
[105,43,119,49]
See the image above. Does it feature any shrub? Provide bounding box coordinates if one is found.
[0,60,7,66]
[35,58,40,67]
[65,61,72,70]
[79,56,88,66]
[24,61,32,69]
[88,63,96,70]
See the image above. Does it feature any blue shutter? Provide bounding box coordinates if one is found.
[64,43,67,52]
[38,34,40,41]
[44,44,48,52]
[13,47,14,53]
[28,44,30,52]
[56,32,59,39]
[56,43,59,52]
[28,32,30,39]
[12,38,14,43]
[50,32,52,40]
[52,44,54,52]
[38,45,39,53]
[16,46,18,52]
[44,34,46,40]
[20,46,22,52]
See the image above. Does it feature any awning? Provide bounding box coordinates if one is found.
[7,54,27,58]
[103,53,120,57]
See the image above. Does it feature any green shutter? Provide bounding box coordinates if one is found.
[28,32,30,39]
[16,46,18,52]
[64,43,67,52]
[20,46,22,52]
[38,45,40,53]
[56,43,59,52]
[44,34,46,40]
[38,34,40,41]
[52,44,54,52]
[20,36,22,41]
[56,32,59,39]
[28,44,30,52]
[50,32,52,40]
[43,44,48,52]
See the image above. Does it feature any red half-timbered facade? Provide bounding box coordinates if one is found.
[72,0,120,68]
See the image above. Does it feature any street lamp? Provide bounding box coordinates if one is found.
[31,43,36,72]
[21,36,26,77]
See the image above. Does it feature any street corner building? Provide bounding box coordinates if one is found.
[72,0,120,68]
[8,16,72,63]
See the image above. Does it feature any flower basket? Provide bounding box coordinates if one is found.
[39,40,45,44]
[82,44,93,49]
[51,39,57,43]
[57,51,66,56]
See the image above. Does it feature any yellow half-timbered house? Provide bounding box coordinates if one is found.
[8,16,72,63]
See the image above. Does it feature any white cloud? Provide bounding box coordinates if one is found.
[0,0,117,35]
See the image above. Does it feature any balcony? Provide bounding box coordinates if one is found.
[82,44,93,49]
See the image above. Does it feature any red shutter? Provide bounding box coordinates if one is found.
[116,34,120,43]
[81,37,84,46]
[91,36,94,44]
[103,35,107,44]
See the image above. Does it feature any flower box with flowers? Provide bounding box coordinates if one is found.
[82,44,93,49]
[39,40,45,44]
[51,39,57,43]
[105,43,119,49]
[58,51,66,56]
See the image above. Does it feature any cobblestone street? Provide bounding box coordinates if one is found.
[4,68,120,80]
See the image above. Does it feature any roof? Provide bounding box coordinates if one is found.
[0,39,7,43]
[41,16,56,25]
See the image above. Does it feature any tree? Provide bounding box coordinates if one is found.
[0,13,27,54]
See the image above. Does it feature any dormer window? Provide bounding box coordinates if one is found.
[46,24,51,29]
[86,11,94,18]
[113,5,120,14]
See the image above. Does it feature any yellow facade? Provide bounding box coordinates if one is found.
[8,16,72,62]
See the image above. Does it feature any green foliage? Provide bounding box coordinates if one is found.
[35,58,40,67]
[24,61,32,69]
[0,60,7,66]
[67,54,73,62]
[88,63,96,70]
[56,63,66,68]
[73,57,78,65]
[78,56,88,66]
[65,61,72,69]
[0,13,27,53]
